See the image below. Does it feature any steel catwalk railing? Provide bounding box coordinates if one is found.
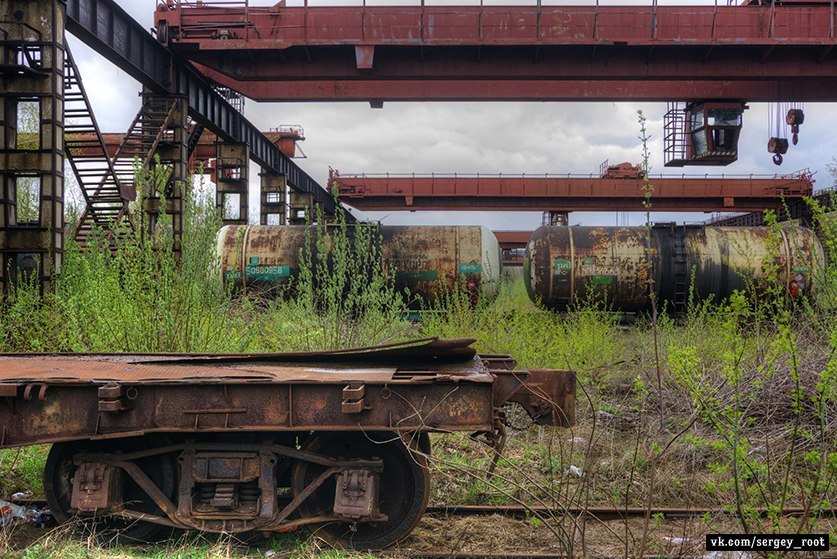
[164,1,836,46]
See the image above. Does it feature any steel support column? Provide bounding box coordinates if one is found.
[289,192,315,225]
[260,172,287,226]
[215,142,249,226]
[0,0,65,294]
[141,94,188,259]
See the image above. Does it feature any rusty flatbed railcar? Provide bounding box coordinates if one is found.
[0,338,574,550]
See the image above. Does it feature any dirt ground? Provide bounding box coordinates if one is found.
[3,512,835,559]
[396,514,837,558]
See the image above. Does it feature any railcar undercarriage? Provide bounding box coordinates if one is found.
[0,338,575,550]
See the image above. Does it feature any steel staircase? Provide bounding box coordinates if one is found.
[63,46,130,246]
[70,86,179,245]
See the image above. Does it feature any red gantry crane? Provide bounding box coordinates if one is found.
[331,163,815,213]
[154,0,837,166]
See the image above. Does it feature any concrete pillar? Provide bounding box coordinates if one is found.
[543,211,569,227]
[259,171,286,225]
[215,142,249,225]
[0,0,65,293]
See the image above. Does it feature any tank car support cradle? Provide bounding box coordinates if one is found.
[64,440,387,534]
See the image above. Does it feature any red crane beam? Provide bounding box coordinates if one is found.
[494,231,532,251]
[495,231,532,267]
[332,170,814,212]
[155,3,837,102]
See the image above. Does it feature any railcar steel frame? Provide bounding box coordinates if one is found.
[0,338,575,544]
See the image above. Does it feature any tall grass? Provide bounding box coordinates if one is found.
[0,175,414,354]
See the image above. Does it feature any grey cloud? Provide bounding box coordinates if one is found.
[68,1,836,231]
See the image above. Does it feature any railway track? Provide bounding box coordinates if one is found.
[398,554,566,559]
[12,499,834,520]
[7,498,833,559]
[426,504,836,520]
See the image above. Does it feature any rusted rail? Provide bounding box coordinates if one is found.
[426,505,836,520]
[398,554,567,559]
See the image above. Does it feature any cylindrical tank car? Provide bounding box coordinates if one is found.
[217,225,502,305]
[525,225,825,312]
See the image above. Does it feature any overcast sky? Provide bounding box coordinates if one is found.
[66,0,837,230]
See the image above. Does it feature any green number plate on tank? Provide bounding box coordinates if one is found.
[553,258,571,283]
[458,263,482,274]
[224,270,243,281]
[792,265,811,273]
[245,264,291,281]
[589,275,614,285]
[554,259,572,271]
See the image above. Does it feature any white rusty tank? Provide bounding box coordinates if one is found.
[217,225,502,305]
[524,225,825,313]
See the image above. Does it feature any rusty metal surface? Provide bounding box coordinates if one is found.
[525,225,826,313]
[380,226,501,304]
[0,379,498,448]
[526,226,653,313]
[0,338,484,383]
[2,337,576,546]
[0,338,576,449]
[498,369,576,427]
[708,186,837,227]
[158,3,837,49]
[0,0,66,293]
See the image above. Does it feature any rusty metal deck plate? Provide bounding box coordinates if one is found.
[0,338,575,449]
[0,337,491,385]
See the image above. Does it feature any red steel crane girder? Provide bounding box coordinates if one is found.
[333,172,814,213]
[157,4,834,49]
[194,68,837,104]
[156,3,837,102]
[494,231,533,250]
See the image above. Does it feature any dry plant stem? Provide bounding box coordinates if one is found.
[428,450,574,553]
[636,109,664,559]
[637,110,664,431]
[574,377,600,559]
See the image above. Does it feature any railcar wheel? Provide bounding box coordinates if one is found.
[291,432,430,550]
[44,438,176,544]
